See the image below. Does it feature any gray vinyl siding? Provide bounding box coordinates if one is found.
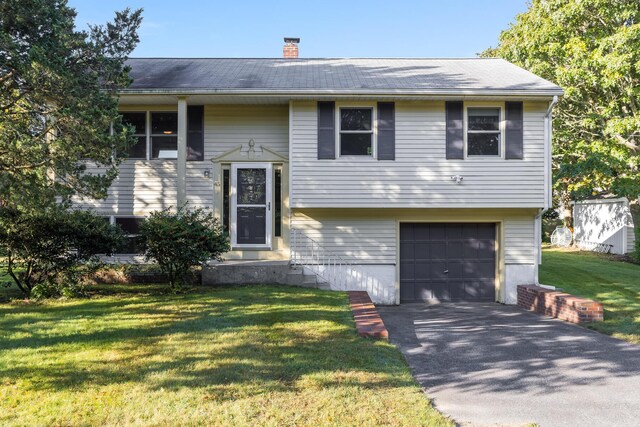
[205,104,289,158]
[292,212,396,264]
[290,100,546,208]
[72,104,289,216]
[503,217,536,264]
[292,209,536,265]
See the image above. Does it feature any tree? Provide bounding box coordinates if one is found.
[482,0,640,225]
[139,207,230,291]
[0,206,125,297]
[0,0,142,210]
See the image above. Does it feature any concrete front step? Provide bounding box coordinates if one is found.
[202,261,333,292]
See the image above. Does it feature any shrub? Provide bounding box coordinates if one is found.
[139,207,229,291]
[0,207,125,298]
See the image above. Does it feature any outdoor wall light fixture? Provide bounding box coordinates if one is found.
[204,169,211,178]
[451,175,463,184]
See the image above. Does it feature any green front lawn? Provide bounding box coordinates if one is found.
[0,285,451,426]
[539,248,640,344]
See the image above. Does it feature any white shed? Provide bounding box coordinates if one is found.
[573,197,636,254]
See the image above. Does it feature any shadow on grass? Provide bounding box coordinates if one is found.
[539,248,640,343]
[0,285,414,401]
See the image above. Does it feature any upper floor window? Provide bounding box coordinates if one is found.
[340,108,373,156]
[151,112,178,159]
[121,112,147,159]
[467,107,501,156]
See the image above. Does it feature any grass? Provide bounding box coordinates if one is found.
[0,284,451,426]
[539,247,640,344]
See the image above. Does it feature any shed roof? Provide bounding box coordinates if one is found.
[123,58,563,96]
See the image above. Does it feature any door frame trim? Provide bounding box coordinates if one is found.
[231,162,273,249]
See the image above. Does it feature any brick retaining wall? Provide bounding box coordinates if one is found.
[517,285,603,324]
[348,291,389,340]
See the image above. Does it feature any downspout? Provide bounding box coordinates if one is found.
[535,95,558,281]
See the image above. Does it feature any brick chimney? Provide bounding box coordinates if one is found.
[283,37,300,58]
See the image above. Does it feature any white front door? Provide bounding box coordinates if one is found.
[231,163,272,248]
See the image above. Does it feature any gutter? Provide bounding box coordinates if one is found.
[535,95,559,276]
[117,88,565,98]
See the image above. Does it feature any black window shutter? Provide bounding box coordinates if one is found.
[377,102,395,160]
[187,105,204,161]
[445,101,464,159]
[505,101,524,159]
[317,101,335,159]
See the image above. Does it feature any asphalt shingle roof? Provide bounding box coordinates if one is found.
[124,58,563,95]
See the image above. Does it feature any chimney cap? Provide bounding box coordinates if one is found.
[284,37,300,44]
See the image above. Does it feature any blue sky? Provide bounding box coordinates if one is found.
[68,0,528,58]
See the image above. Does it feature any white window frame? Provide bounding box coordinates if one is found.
[464,102,505,159]
[336,105,377,158]
[230,163,273,249]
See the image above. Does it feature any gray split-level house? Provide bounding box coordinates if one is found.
[73,39,563,305]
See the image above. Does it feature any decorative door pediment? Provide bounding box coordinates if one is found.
[211,139,288,163]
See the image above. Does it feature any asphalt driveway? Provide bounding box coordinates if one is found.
[378,303,640,427]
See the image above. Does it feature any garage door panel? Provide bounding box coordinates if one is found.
[414,243,431,259]
[430,224,446,239]
[431,242,446,259]
[463,261,494,278]
[400,280,414,301]
[447,241,464,259]
[446,224,463,239]
[418,281,449,301]
[424,262,447,280]
[463,240,478,258]
[400,261,414,280]
[400,224,414,240]
[400,223,496,303]
[400,242,414,259]
[466,279,495,299]
[477,223,496,239]
[449,281,468,299]
[447,261,464,279]
[479,239,495,253]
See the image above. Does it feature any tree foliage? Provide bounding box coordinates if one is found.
[0,206,125,297]
[482,0,640,210]
[140,207,230,291]
[0,0,142,209]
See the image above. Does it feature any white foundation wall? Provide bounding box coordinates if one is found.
[504,264,536,304]
[305,265,396,305]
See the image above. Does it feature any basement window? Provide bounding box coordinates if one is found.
[115,217,144,254]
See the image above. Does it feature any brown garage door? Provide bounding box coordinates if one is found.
[400,223,496,302]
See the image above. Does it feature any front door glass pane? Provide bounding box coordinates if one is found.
[237,169,266,205]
